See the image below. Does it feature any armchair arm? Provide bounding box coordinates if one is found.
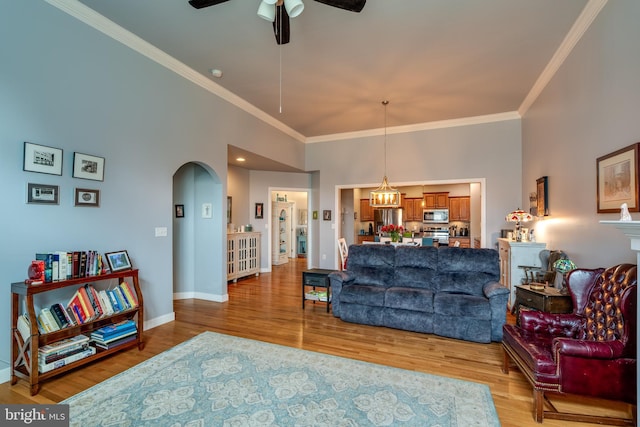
[484,281,510,341]
[519,310,582,338]
[328,271,356,317]
[553,337,626,359]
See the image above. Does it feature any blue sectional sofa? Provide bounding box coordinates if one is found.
[328,244,509,343]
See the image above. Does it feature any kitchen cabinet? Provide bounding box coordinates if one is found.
[357,235,375,244]
[359,199,374,222]
[423,192,449,209]
[449,236,471,248]
[449,196,470,221]
[498,238,546,310]
[403,197,423,221]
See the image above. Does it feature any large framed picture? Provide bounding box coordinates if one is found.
[26,183,59,205]
[597,142,640,213]
[74,188,100,207]
[23,142,63,176]
[105,250,132,272]
[73,152,105,181]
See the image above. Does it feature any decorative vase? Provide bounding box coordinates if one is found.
[390,232,399,242]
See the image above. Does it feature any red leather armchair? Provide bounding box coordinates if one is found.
[502,264,637,424]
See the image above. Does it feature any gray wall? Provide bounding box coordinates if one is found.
[0,1,304,374]
[522,0,640,268]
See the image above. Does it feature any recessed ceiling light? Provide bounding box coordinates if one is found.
[236,157,246,162]
[209,68,223,78]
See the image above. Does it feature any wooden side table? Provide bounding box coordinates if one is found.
[302,269,336,312]
[513,284,573,324]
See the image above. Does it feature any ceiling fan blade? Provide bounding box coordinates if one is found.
[188,0,230,9]
[273,5,290,45]
[313,0,366,13]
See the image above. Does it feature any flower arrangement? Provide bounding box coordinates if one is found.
[381,224,404,242]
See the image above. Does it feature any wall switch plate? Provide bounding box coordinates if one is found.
[155,227,167,237]
[202,203,212,218]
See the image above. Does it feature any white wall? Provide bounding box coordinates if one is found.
[522,0,640,268]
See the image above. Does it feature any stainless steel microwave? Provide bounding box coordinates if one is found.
[423,209,449,223]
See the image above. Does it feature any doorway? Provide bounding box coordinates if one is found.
[269,189,311,269]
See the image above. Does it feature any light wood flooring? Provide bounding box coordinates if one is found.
[1,257,633,426]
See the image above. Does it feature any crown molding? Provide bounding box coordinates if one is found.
[518,0,608,115]
[305,111,521,144]
[44,0,306,143]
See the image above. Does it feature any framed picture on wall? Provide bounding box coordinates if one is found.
[597,142,640,213]
[323,210,331,221]
[175,204,184,218]
[26,183,59,205]
[74,188,100,207]
[255,202,263,219]
[23,142,63,176]
[73,152,105,181]
[227,196,232,224]
[536,176,548,216]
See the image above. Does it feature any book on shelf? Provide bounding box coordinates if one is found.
[94,334,137,350]
[92,328,137,346]
[90,319,136,339]
[304,290,329,302]
[39,342,90,364]
[39,334,90,355]
[38,347,96,373]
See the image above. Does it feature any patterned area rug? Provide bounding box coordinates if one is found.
[62,332,500,426]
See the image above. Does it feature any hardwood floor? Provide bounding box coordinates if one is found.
[1,258,633,426]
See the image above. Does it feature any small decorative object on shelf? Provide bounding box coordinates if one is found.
[620,203,632,221]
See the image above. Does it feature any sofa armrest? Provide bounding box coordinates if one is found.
[520,310,582,337]
[483,281,509,299]
[553,337,626,359]
[328,271,355,317]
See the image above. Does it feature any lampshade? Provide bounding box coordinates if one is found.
[505,208,533,223]
[369,176,401,207]
[257,1,276,21]
[284,0,304,18]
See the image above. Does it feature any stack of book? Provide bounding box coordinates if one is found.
[304,290,329,302]
[91,319,138,350]
[38,334,95,373]
[36,281,138,333]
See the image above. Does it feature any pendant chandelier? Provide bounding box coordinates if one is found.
[370,100,401,207]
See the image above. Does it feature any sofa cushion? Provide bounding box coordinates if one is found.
[385,287,434,313]
[394,246,438,290]
[437,247,500,296]
[434,293,491,320]
[340,284,386,307]
[347,244,396,287]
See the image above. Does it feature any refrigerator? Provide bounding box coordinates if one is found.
[374,208,403,232]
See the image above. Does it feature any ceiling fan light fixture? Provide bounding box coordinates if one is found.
[284,0,304,18]
[257,1,276,21]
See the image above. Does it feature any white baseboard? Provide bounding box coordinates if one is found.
[173,292,228,302]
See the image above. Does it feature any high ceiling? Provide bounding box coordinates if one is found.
[74,0,593,145]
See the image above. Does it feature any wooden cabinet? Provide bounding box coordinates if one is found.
[423,192,449,209]
[403,197,423,221]
[513,285,572,324]
[449,236,471,248]
[359,199,374,221]
[357,235,375,244]
[227,232,261,282]
[449,196,470,221]
[11,269,144,395]
[272,202,293,265]
[498,238,546,310]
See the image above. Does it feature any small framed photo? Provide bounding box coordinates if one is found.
[26,183,59,205]
[323,210,332,221]
[175,204,184,218]
[73,152,105,181]
[536,176,548,216]
[597,142,640,213]
[227,196,232,224]
[23,142,63,176]
[74,188,100,207]
[255,202,264,219]
[105,250,132,272]
[313,210,318,220]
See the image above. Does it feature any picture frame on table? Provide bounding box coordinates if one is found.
[536,176,548,216]
[597,142,640,213]
[26,183,59,205]
[255,202,263,219]
[105,250,132,272]
[23,142,63,176]
[73,152,105,181]
[74,188,100,207]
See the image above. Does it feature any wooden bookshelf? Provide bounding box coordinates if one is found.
[10,269,144,395]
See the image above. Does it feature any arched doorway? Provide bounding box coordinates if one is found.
[172,162,228,303]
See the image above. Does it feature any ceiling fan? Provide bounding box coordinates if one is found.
[188,0,366,45]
